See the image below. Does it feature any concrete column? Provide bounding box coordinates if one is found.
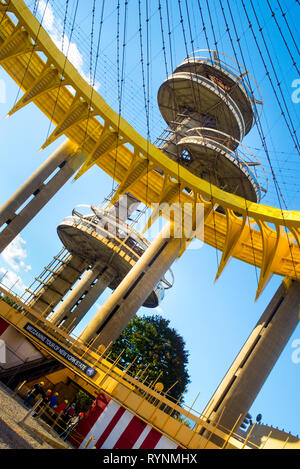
[160,113,208,160]
[50,264,117,330]
[29,253,89,317]
[0,140,86,252]
[79,222,184,347]
[200,278,300,437]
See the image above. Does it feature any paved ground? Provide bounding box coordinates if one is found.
[0,383,72,450]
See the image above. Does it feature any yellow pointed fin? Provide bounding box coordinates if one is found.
[177,193,215,258]
[0,26,34,64]
[215,209,247,281]
[41,98,93,150]
[290,227,300,251]
[109,153,154,206]
[8,65,65,116]
[255,221,289,300]
[74,125,125,180]
[142,178,181,235]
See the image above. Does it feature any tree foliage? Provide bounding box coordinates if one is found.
[74,390,94,413]
[110,315,190,402]
[1,295,16,307]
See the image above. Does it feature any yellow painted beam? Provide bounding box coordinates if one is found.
[0,0,299,293]
[0,293,248,449]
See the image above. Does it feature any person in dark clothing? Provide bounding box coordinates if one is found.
[24,382,46,408]
[65,403,76,418]
[59,402,75,433]
[33,389,53,418]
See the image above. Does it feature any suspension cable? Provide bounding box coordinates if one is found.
[246,0,300,155]
[276,0,300,57]
[266,0,299,76]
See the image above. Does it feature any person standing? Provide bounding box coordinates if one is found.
[49,392,59,409]
[55,400,69,415]
[33,389,53,418]
[65,403,76,418]
[24,382,45,408]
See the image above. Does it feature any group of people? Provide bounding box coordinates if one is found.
[23,381,84,441]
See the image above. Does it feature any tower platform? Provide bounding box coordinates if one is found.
[157,50,266,203]
[57,206,172,309]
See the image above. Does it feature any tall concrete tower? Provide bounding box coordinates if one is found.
[26,51,267,345]
[156,51,266,201]
[24,51,299,437]
[25,193,173,334]
[154,52,300,437]
[75,51,267,348]
[31,52,262,343]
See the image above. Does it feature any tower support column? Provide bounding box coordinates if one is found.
[29,252,89,317]
[50,263,117,330]
[201,278,300,435]
[0,140,86,252]
[79,222,184,347]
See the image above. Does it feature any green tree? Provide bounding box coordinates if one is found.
[74,390,94,413]
[1,295,17,308]
[110,315,190,402]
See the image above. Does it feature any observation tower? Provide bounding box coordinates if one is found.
[157,51,267,202]
[26,194,172,334]
[0,0,298,445]
[56,51,268,348]
[24,51,268,349]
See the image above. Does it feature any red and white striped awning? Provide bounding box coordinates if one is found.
[71,393,182,450]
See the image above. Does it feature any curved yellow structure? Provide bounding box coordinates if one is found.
[0,0,299,297]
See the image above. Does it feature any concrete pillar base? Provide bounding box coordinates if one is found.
[200,278,300,436]
[29,252,89,317]
[50,263,117,331]
[79,222,184,348]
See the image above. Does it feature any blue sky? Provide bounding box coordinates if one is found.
[0,0,299,436]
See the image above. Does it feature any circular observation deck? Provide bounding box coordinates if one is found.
[158,50,262,143]
[57,206,173,308]
[176,128,268,203]
[157,51,266,203]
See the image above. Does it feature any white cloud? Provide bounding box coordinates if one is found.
[1,236,32,273]
[0,267,27,293]
[37,0,100,90]
[37,0,55,31]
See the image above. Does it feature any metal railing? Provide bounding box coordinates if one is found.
[0,283,268,449]
[180,49,264,122]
